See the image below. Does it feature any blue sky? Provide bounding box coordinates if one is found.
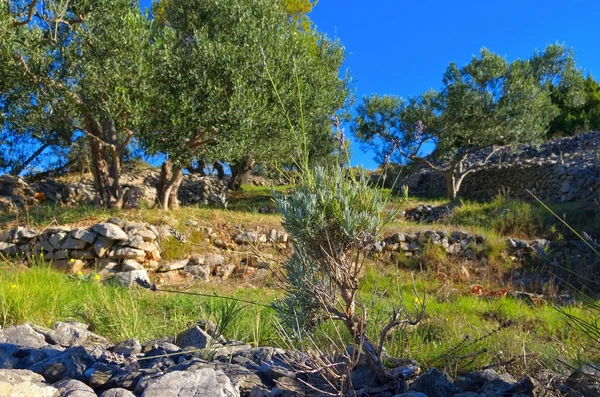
[139,0,600,169]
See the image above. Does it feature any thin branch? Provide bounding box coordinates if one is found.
[12,0,38,27]
[134,277,274,309]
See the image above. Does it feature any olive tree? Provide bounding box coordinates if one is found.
[1,0,152,207]
[354,44,584,199]
[141,0,349,209]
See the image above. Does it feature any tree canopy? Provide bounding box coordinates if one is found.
[141,0,349,208]
[1,0,153,207]
[548,74,600,138]
[353,44,585,199]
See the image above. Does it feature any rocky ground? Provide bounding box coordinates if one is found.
[1,321,598,397]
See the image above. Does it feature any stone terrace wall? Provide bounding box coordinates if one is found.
[388,131,600,202]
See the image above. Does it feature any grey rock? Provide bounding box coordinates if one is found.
[110,338,142,355]
[1,323,47,348]
[215,264,236,280]
[177,326,218,349]
[15,227,40,240]
[567,363,600,397]
[94,236,114,257]
[107,247,146,260]
[83,362,122,389]
[168,360,261,396]
[393,393,428,397]
[70,229,99,244]
[158,260,188,272]
[52,378,96,397]
[15,347,63,369]
[92,223,129,241]
[44,321,109,349]
[99,388,137,397]
[0,369,59,397]
[121,235,148,250]
[122,259,144,271]
[106,218,128,229]
[182,265,211,281]
[0,347,19,369]
[49,233,68,250]
[0,243,19,255]
[205,254,225,268]
[137,230,157,242]
[141,368,239,397]
[29,346,95,383]
[69,249,96,260]
[61,237,89,250]
[409,368,459,397]
[114,269,150,288]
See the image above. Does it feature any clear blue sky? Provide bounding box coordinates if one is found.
[139,0,600,170]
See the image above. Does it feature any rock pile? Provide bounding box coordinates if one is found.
[0,170,229,211]
[178,174,229,206]
[0,321,594,396]
[402,204,455,223]
[0,219,160,287]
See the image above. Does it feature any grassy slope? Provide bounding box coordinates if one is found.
[0,184,598,376]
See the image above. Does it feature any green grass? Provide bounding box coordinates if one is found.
[226,184,291,213]
[445,195,600,239]
[0,261,595,377]
[0,262,279,345]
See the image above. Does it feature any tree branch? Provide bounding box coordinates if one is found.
[12,0,38,27]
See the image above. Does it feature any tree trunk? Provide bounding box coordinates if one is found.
[228,154,255,191]
[157,159,184,211]
[89,137,113,207]
[344,318,393,385]
[213,161,225,180]
[11,143,50,176]
[444,171,458,200]
[187,158,207,175]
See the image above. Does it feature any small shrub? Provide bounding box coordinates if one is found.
[274,165,423,387]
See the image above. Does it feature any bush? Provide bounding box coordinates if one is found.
[273,165,423,387]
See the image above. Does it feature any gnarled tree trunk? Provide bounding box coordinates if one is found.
[228,154,255,191]
[157,159,184,211]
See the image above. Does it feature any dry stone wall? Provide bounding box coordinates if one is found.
[0,169,228,211]
[0,219,160,287]
[387,131,600,202]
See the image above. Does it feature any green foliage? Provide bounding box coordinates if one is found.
[1,0,154,205]
[548,74,600,138]
[142,0,349,172]
[0,262,278,344]
[446,194,600,239]
[353,44,585,198]
[274,165,392,331]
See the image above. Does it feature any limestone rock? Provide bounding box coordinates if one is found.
[0,369,59,397]
[122,259,144,271]
[99,388,137,397]
[177,326,219,349]
[92,223,128,241]
[94,236,114,257]
[141,368,239,397]
[1,323,47,348]
[409,368,459,397]
[29,346,95,383]
[114,269,150,288]
[107,247,146,260]
[52,378,96,397]
[70,229,99,244]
